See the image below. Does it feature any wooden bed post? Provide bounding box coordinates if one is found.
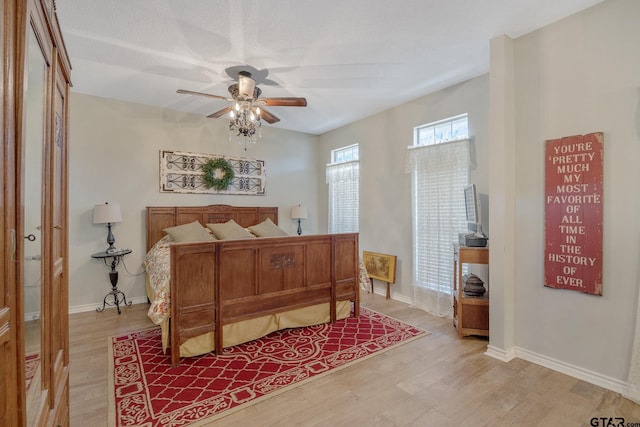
[170,242,217,367]
[214,246,222,355]
[330,235,338,323]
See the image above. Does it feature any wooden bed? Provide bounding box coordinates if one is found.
[145,205,360,366]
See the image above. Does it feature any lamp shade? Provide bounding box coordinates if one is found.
[290,205,308,220]
[93,203,122,224]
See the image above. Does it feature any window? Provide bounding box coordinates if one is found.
[326,144,359,233]
[331,144,359,163]
[407,115,470,317]
[415,113,468,146]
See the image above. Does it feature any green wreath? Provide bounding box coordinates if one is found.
[202,157,235,190]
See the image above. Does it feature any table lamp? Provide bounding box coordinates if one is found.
[93,202,122,253]
[290,204,308,236]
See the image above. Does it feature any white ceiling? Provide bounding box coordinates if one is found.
[56,0,603,135]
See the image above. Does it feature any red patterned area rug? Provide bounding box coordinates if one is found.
[108,307,428,427]
[25,353,40,392]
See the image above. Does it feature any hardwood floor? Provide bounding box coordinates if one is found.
[68,292,640,426]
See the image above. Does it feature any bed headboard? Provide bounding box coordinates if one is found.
[145,205,279,251]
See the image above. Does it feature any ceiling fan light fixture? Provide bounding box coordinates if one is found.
[177,68,307,150]
[228,101,262,148]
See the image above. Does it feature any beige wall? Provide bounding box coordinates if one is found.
[68,94,320,310]
[490,0,640,389]
[318,0,640,391]
[318,75,490,302]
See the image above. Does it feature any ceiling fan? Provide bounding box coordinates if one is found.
[176,70,307,125]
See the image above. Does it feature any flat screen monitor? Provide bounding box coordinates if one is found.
[464,184,480,233]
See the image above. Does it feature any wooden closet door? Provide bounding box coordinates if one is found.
[45,55,70,423]
[1,0,70,424]
[1,0,21,425]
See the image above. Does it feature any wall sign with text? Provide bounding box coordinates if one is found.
[544,132,603,295]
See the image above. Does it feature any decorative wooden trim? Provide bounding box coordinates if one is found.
[159,150,266,195]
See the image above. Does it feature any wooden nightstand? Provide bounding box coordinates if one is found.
[452,245,489,338]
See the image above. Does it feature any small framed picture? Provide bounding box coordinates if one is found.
[362,251,397,284]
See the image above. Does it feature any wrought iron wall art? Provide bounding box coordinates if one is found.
[159,150,266,195]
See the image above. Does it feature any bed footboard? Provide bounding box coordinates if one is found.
[169,233,359,366]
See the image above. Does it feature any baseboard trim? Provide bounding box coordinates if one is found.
[389,293,412,305]
[369,289,412,305]
[485,344,516,362]
[68,296,148,314]
[485,343,627,394]
[514,346,627,394]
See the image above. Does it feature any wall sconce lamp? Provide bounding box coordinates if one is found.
[93,202,122,253]
[290,204,308,236]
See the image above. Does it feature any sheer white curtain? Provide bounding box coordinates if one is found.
[326,160,359,233]
[406,139,470,317]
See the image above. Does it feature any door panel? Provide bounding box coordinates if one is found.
[23,15,49,424]
[47,52,69,414]
[2,0,21,425]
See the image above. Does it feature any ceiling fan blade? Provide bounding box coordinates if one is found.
[177,89,230,101]
[207,105,234,119]
[258,107,280,124]
[260,97,307,107]
[237,72,256,98]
